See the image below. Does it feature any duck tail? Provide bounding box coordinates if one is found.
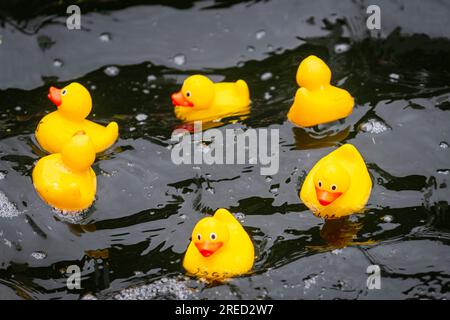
[97,121,119,152]
[235,80,250,104]
[214,208,238,224]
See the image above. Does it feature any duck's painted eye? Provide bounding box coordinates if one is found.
[331,184,337,191]
[197,234,201,241]
[185,91,191,98]
[61,89,67,96]
[210,233,217,240]
[318,180,322,188]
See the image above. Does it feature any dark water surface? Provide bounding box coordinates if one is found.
[0,0,449,299]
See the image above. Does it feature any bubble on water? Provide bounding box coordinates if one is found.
[382,215,393,223]
[389,73,400,82]
[0,191,22,218]
[52,208,87,223]
[14,106,21,111]
[334,43,350,54]
[437,169,450,175]
[0,172,5,180]
[264,92,272,100]
[260,72,273,81]
[234,212,245,222]
[147,74,157,82]
[173,54,186,66]
[142,89,149,95]
[90,85,97,90]
[104,66,120,77]
[247,45,255,52]
[439,141,449,149]
[359,118,390,134]
[53,59,63,68]
[255,30,266,40]
[135,114,148,122]
[129,127,136,132]
[31,251,47,260]
[303,274,319,290]
[270,185,279,194]
[114,277,192,300]
[99,32,111,42]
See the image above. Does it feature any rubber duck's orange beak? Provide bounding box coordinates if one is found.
[48,86,62,107]
[171,91,194,107]
[315,187,342,206]
[195,241,223,257]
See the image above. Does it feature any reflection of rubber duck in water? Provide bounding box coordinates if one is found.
[171,75,250,123]
[183,208,254,280]
[32,132,97,212]
[300,144,372,219]
[292,125,350,150]
[312,217,374,250]
[36,82,119,153]
[288,55,354,127]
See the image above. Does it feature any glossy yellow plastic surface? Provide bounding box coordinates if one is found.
[300,144,372,219]
[36,82,119,153]
[183,208,254,280]
[288,55,354,127]
[171,75,250,122]
[32,133,97,212]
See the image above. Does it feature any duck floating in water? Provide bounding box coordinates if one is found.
[32,131,97,212]
[300,144,372,219]
[171,75,250,123]
[288,55,354,127]
[183,208,254,280]
[36,82,119,154]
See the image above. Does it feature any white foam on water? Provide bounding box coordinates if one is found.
[114,277,193,300]
[31,251,47,260]
[52,207,88,223]
[0,191,22,218]
[359,118,390,134]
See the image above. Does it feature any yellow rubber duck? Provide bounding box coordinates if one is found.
[171,75,250,123]
[183,208,254,280]
[36,82,119,154]
[32,131,97,212]
[300,144,372,219]
[288,55,354,127]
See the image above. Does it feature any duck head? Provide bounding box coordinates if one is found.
[296,55,331,90]
[192,216,229,257]
[61,131,96,172]
[171,75,215,110]
[313,163,350,206]
[48,82,92,121]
